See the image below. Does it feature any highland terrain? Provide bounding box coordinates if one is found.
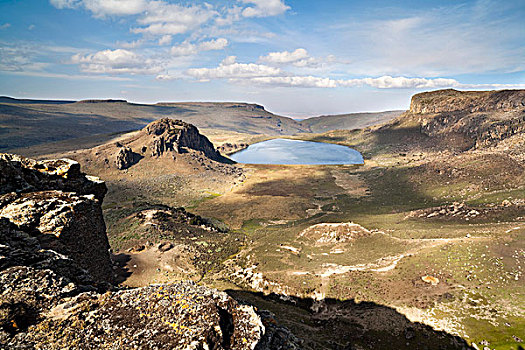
[1,89,524,349]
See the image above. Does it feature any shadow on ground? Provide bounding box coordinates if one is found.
[228,289,474,350]
[112,253,132,284]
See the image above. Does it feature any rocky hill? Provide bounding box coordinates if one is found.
[0,153,301,349]
[82,118,234,172]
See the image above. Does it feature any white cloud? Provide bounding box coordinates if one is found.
[339,76,460,89]
[71,48,162,74]
[117,39,145,49]
[260,48,308,64]
[185,56,467,89]
[186,56,281,80]
[259,48,330,67]
[251,76,338,88]
[199,38,228,51]
[215,6,242,26]
[0,43,51,72]
[28,24,36,30]
[132,1,216,36]
[170,42,197,56]
[248,75,461,89]
[170,38,228,57]
[50,0,146,17]
[82,0,147,17]
[0,23,11,30]
[240,0,290,17]
[49,0,80,9]
[158,35,172,46]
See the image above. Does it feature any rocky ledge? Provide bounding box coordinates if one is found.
[0,153,299,349]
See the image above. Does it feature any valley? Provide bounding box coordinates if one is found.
[1,89,524,349]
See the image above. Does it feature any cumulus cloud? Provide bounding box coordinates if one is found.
[170,38,228,57]
[0,23,11,29]
[82,0,147,17]
[71,48,162,74]
[259,48,332,67]
[260,48,308,64]
[185,56,464,89]
[199,38,228,51]
[240,0,290,17]
[186,56,281,81]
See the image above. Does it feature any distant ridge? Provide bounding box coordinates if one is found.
[0,96,75,105]
[76,99,128,104]
[301,110,404,132]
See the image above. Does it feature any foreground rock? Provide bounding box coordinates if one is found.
[0,153,300,349]
[0,154,112,283]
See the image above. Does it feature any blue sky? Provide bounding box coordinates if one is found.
[0,0,523,116]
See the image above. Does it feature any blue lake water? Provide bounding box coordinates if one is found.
[230,138,364,165]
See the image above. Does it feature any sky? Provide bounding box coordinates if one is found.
[0,0,523,117]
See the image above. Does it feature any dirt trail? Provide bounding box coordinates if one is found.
[309,235,490,299]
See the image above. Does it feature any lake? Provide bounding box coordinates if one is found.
[230,138,364,165]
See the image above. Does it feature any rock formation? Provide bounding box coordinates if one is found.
[0,154,112,283]
[145,118,224,161]
[0,153,300,349]
[387,89,525,150]
[115,145,139,169]
[217,142,249,155]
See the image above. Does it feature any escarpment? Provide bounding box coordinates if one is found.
[384,89,525,150]
[409,89,525,114]
[0,154,300,349]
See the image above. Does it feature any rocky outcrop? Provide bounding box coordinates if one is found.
[0,154,300,349]
[146,118,224,161]
[217,142,249,155]
[389,89,525,150]
[0,154,106,201]
[13,282,266,349]
[410,89,525,114]
[115,145,139,169]
[0,154,112,283]
[298,222,371,245]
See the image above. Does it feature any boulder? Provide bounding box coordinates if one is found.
[115,146,137,170]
